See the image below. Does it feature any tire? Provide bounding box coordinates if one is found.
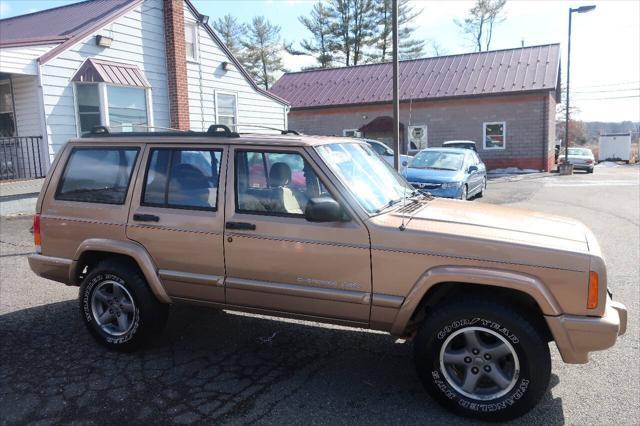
[477,178,486,198]
[588,167,594,174]
[460,185,468,200]
[414,298,551,422]
[79,259,169,351]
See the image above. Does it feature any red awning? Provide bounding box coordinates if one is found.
[72,58,150,87]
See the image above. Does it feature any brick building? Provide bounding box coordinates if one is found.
[270,44,561,171]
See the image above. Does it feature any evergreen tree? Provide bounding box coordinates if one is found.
[241,16,284,90]
[327,0,378,66]
[298,2,337,68]
[211,14,246,58]
[374,0,425,61]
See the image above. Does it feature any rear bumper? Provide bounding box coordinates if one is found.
[545,295,627,364]
[28,254,72,285]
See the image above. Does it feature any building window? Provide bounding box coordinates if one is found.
[343,129,361,138]
[107,86,148,132]
[216,92,237,128]
[0,80,15,137]
[74,83,151,134]
[76,85,101,134]
[185,22,198,61]
[483,122,506,150]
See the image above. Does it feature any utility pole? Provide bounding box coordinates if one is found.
[392,0,400,171]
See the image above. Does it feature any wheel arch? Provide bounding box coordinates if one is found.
[390,266,560,338]
[71,239,171,304]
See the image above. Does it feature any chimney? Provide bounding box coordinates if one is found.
[163,0,190,130]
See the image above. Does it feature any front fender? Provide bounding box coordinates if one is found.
[71,238,172,304]
[390,265,561,336]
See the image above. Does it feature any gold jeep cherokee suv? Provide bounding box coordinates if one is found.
[29,126,627,421]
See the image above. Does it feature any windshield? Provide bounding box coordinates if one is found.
[316,142,414,214]
[568,148,592,156]
[410,151,464,171]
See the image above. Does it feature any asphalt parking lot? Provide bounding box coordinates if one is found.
[1,165,638,425]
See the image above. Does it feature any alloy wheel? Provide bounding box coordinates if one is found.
[90,280,136,336]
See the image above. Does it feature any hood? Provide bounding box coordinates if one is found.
[368,198,591,271]
[404,167,462,182]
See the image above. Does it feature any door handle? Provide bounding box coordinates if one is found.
[133,213,160,222]
[225,221,256,231]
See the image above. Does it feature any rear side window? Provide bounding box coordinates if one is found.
[142,148,222,211]
[56,148,139,204]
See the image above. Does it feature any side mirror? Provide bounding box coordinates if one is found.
[304,197,347,222]
[468,165,478,173]
[401,160,408,167]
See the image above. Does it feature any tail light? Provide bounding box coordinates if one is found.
[586,159,594,164]
[33,214,41,253]
[587,271,599,309]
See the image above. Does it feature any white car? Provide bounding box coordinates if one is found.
[560,147,595,173]
[363,139,412,172]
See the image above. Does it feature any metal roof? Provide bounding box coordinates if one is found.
[270,44,561,109]
[72,58,150,87]
[0,0,133,47]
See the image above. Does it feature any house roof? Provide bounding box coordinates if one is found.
[72,58,150,87]
[270,44,561,110]
[0,0,135,48]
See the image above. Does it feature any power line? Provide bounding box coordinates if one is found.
[573,87,640,94]
[570,80,640,89]
[573,95,640,101]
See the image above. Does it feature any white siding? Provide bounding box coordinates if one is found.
[0,45,57,75]
[39,0,170,157]
[183,5,287,133]
[11,75,42,137]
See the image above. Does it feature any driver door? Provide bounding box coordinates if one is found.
[223,146,372,325]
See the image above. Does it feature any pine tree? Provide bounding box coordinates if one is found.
[211,14,246,58]
[374,0,425,61]
[327,0,378,66]
[297,2,337,68]
[241,16,284,90]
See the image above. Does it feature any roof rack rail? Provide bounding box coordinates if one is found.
[281,129,300,135]
[83,124,240,138]
[226,124,301,135]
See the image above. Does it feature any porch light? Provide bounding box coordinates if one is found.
[95,35,113,48]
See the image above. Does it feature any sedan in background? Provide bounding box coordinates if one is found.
[442,140,478,152]
[559,147,595,173]
[363,139,412,172]
[404,148,486,200]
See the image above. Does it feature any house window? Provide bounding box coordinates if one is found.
[74,83,150,134]
[107,86,148,132]
[343,129,361,138]
[76,85,101,134]
[0,80,15,137]
[483,122,506,150]
[185,22,198,61]
[216,93,237,128]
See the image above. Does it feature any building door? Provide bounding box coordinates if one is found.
[223,145,372,325]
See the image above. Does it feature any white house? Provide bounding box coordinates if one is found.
[0,0,289,180]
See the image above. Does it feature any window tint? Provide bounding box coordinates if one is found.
[236,150,333,216]
[56,148,138,204]
[143,148,222,210]
[76,84,101,134]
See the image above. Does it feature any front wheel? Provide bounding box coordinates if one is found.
[414,299,550,421]
[459,185,468,200]
[477,178,486,198]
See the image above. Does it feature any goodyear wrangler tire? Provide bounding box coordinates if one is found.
[414,298,550,422]
[79,259,168,351]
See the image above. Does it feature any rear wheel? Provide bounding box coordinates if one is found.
[414,298,550,421]
[79,259,168,351]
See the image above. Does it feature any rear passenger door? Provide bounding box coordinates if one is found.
[126,144,227,304]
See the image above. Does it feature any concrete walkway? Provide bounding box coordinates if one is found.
[0,179,44,216]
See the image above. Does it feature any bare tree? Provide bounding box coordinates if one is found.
[211,14,246,58]
[455,0,506,52]
[242,17,284,90]
[297,2,337,68]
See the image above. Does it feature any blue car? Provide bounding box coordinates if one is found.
[403,148,487,200]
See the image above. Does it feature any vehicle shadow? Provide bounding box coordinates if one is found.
[0,301,565,425]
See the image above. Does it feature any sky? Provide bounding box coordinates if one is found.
[1,0,638,122]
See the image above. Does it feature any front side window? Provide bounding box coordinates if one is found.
[185,22,198,61]
[143,148,222,210]
[483,122,506,150]
[56,148,139,204]
[316,143,413,214]
[216,93,236,128]
[236,150,333,216]
[108,86,148,132]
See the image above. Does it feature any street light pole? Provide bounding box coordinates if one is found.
[392,0,400,171]
[564,5,596,170]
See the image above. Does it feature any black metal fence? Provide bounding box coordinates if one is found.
[0,136,46,181]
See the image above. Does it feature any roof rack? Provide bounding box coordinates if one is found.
[83,124,240,138]
[226,124,301,135]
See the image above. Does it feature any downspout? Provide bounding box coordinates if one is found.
[35,59,51,169]
[542,93,549,171]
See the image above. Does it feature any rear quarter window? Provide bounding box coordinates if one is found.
[55,147,139,205]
